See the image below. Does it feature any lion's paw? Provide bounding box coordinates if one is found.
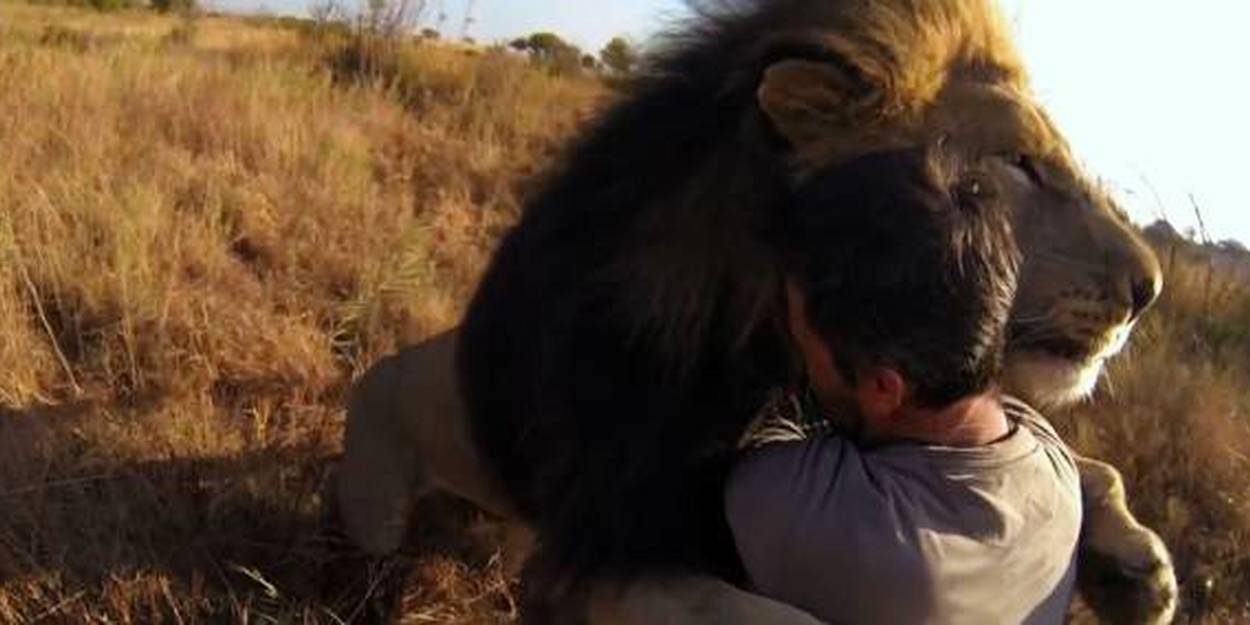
[1078,523,1178,625]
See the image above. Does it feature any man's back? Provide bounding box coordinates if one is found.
[726,397,1081,625]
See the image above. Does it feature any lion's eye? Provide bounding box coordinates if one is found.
[954,176,989,210]
[1005,153,1042,185]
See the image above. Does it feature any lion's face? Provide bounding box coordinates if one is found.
[757,43,1161,409]
[923,80,1163,407]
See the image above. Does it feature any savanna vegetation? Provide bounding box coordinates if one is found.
[0,2,1245,623]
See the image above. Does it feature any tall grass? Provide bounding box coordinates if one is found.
[1057,248,1250,623]
[0,3,1246,623]
[0,4,597,622]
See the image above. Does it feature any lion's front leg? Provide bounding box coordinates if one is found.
[586,575,824,625]
[1075,456,1178,625]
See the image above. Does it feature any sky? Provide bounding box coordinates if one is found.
[214,0,1250,245]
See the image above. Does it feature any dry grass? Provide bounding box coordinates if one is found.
[0,3,598,622]
[1058,249,1250,624]
[0,3,1247,623]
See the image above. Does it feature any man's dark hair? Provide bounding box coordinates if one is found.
[785,147,1020,408]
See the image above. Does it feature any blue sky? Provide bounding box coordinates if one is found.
[215,0,1250,245]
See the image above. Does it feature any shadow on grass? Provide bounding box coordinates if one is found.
[0,405,515,623]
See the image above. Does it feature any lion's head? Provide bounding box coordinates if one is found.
[743,0,1161,408]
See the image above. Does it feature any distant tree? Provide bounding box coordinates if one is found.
[1219,239,1249,254]
[86,0,135,11]
[581,53,599,70]
[599,36,638,75]
[420,27,440,39]
[522,32,569,59]
[151,0,197,14]
[512,31,584,76]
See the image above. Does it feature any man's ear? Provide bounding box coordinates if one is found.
[757,57,882,151]
[856,366,906,421]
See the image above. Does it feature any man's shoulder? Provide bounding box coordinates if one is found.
[1001,395,1069,451]
[995,396,1082,504]
[728,434,853,500]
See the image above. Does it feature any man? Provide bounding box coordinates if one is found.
[726,148,1083,624]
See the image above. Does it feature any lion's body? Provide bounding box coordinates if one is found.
[336,0,1177,622]
[337,331,515,555]
[334,333,825,622]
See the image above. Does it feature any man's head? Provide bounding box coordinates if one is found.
[784,147,1020,432]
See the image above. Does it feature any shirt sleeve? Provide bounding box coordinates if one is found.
[1003,396,1082,497]
[725,437,851,591]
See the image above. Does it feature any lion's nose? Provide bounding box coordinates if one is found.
[1110,219,1164,322]
[1129,272,1162,321]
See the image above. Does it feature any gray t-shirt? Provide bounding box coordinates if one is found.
[726,395,1081,625]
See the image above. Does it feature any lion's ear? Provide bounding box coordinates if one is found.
[757,58,880,150]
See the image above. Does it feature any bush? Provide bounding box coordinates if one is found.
[161,15,198,46]
[39,24,98,50]
[510,31,587,77]
[151,0,196,14]
[599,36,638,75]
[29,0,137,10]
[90,0,132,10]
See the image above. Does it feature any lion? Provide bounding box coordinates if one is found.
[335,0,1177,622]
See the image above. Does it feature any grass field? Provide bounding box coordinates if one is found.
[0,3,1247,623]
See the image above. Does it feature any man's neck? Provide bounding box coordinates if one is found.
[868,393,1010,447]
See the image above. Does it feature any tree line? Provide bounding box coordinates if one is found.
[509,32,638,77]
